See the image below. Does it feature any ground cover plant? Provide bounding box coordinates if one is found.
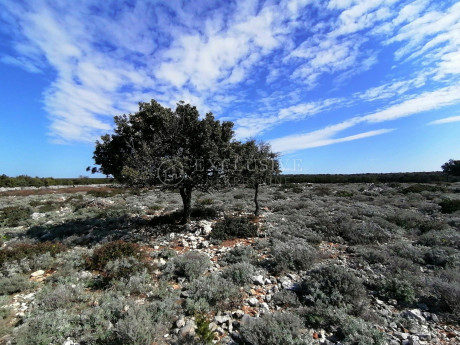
[0,181,459,344]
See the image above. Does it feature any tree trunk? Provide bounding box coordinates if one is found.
[254,182,260,216]
[179,186,193,224]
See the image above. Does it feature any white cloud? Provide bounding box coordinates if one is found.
[428,115,460,125]
[363,85,460,123]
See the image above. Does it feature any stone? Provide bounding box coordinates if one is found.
[176,317,186,328]
[63,338,78,345]
[30,270,45,277]
[180,320,196,337]
[215,315,230,324]
[404,309,425,322]
[248,297,258,307]
[252,275,265,285]
[199,220,213,235]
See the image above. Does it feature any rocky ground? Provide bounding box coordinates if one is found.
[0,182,459,344]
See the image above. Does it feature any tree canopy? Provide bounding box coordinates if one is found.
[92,100,238,223]
[441,159,460,179]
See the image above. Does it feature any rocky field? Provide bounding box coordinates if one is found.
[0,182,459,345]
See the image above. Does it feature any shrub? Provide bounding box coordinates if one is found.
[195,197,214,206]
[0,275,33,295]
[270,239,317,274]
[190,206,218,219]
[194,313,216,344]
[341,221,391,245]
[163,251,211,281]
[220,245,257,265]
[439,199,460,214]
[210,216,258,241]
[233,193,246,199]
[0,241,66,267]
[104,256,148,281]
[336,314,386,345]
[185,274,242,314]
[401,184,444,194]
[423,247,459,268]
[0,206,32,227]
[221,262,255,286]
[377,277,417,304]
[111,270,152,295]
[429,268,460,316]
[113,303,169,345]
[35,283,87,311]
[239,312,310,345]
[85,240,144,272]
[272,290,301,308]
[299,265,368,315]
[336,190,354,197]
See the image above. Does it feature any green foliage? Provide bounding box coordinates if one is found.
[336,190,354,197]
[239,312,309,345]
[270,239,317,274]
[210,216,258,241]
[0,206,32,227]
[220,245,257,265]
[35,283,88,311]
[194,313,215,344]
[439,199,460,214]
[185,274,242,314]
[272,290,301,308]
[0,241,66,266]
[441,159,460,177]
[0,275,33,295]
[190,206,219,219]
[163,251,211,281]
[85,240,144,272]
[336,314,386,345]
[401,184,445,194]
[221,262,255,286]
[377,277,417,304]
[299,265,368,315]
[0,174,112,188]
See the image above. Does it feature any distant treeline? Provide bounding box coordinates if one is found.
[0,175,114,188]
[281,171,459,184]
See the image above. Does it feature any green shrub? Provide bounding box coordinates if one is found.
[341,221,391,245]
[401,184,444,194]
[220,245,257,265]
[85,240,144,272]
[429,268,460,316]
[35,283,87,311]
[377,277,417,304]
[196,198,214,206]
[210,216,257,241]
[0,241,66,266]
[233,193,246,199]
[239,312,309,345]
[0,275,33,295]
[104,256,148,281]
[423,247,459,267]
[163,251,211,281]
[270,239,317,274]
[0,206,32,227]
[439,199,460,214]
[299,265,368,315]
[336,190,354,197]
[194,313,216,344]
[185,274,242,314]
[336,314,386,345]
[272,290,301,308]
[221,262,255,286]
[190,207,218,219]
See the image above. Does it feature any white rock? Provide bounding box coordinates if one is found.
[252,275,265,285]
[248,297,258,307]
[30,270,45,277]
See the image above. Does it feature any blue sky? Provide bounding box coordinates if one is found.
[1,0,460,177]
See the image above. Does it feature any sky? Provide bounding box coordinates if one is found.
[0,0,459,177]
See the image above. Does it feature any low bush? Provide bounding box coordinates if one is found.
[239,312,309,345]
[377,276,417,304]
[185,274,242,314]
[190,206,218,219]
[219,245,257,265]
[423,246,459,268]
[428,268,460,316]
[269,239,317,274]
[85,240,144,272]
[221,262,255,286]
[0,275,33,295]
[195,197,214,206]
[35,283,88,311]
[209,216,258,241]
[341,221,391,245]
[272,290,301,308]
[299,265,368,315]
[163,251,211,281]
[336,314,386,345]
[401,184,444,194]
[0,206,32,227]
[439,199,460,214]
[104,256,149,282]
[0,241,66,266]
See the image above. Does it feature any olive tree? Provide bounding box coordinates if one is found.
[441,159,460,181]
[234,140,280,216]
[91,100,235,224]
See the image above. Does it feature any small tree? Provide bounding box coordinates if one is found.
[441,159,460,181]
[91,100,235,224]
[234,140,280,216]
